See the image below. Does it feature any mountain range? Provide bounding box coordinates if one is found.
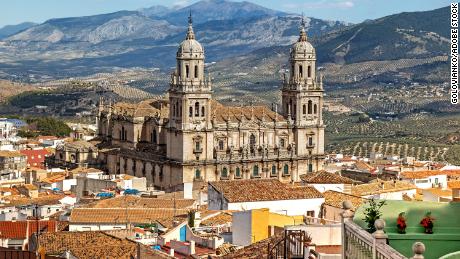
[0,0,449,86]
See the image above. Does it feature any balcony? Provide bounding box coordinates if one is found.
[193,148,203,154]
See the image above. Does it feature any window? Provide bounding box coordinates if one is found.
[186,65,189,78]
[218,140,224,151]
[280,138,285,148]
[195,102,200,116]
[176,101,179,116]
[271,165,277,176]
[235,167,241,178]
[173,104,176,117]
[194,65,198,78]
[283,164,289,175]
[195,169,201,179]
[189,107,193,117]
[152,130,157,144]
[307,66,311,78]
[250,134,256,147]
[308,100,312,114]
[303,104,306,115]
[221,167,228,178]
[201,106,205,117]
[299,65,303,77]
[159,167,164,182]
[308,163,313,173]
[314,104,317,114]
[195,141,201,151]
[435,178,439,184]
[308,136,313,146]
[306,210,315,217]
[253,165,259,176]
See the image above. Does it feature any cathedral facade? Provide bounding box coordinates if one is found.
[96,16,325,189]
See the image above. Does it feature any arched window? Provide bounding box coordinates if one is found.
[186,65,189,78]
[308,100,313,114]
[176,101,179,116]
[195,102,200,116]
[303,104,306,115]
[308,66,311,78]
[194,65,198,78]
[221,167,228,178]
[253,165,259,176]
[299,65,303,78]
[189,107,193,117]
[283,164,289,175]
[308,163,313,173]
[314,104,318,114]
[280,138,285,148]
[201,106,205,117]
[235,167,241,178]
[249,134,256,147]
[218,140,224,151]
[121,126,126,140]
[173,105,176,117]
[271,165,277,176]
[152,129,157,144]
[179,105,182,116]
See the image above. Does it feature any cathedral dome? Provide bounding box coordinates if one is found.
[291,19,315,56]
[177,14,203,56]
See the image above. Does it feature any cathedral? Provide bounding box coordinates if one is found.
[96,15,325,190]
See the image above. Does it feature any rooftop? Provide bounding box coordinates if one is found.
[323,190,365,211]
[211,100,285,123]
[70,208,188,228]
[423,188,452,197]
[400,170,449,179]
[351,180,416,196]
[0,150,25,158]
[448,181,460,189]
[209,179,323,203]
[0,220,57,239]
[300,171,354,184]
[85,195,196,209]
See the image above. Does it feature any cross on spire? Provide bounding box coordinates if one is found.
[188,9,193,25]
[185,10,195,40]
[298,13,307,42]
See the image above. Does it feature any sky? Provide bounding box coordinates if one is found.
[0,0,451,27]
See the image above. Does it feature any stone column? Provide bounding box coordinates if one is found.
[410,242,425,259]
[373,219,388,245]
[340,200,354,259]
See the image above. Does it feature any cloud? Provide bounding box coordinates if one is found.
[283,0,355,10]
[172,0,192,8]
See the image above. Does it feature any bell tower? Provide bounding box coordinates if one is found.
[281,17,325,168]
[167,12,213,163]
[169,12,212,132]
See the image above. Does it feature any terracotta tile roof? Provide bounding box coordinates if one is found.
[211,100,285,123]
[0,220,57,239]
[221,233,283,258]
[424,188,452,197]
[200,212,233,226]
[351,180,416,196]
[85,195,196,209]
[209,179,323,203]
[355,161,375,171]
[322,191,365,211]
[70,167,103,174]
[0,151,25,158]
[400,170,448,179]
[40,174,66,184]
[300,171,353,184]
[37,231,163,259]
[112,99,168,118]
[448,181,460,189]
[70,208,188,228]
[1,193,65,207]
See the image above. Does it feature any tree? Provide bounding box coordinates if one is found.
[363,199,386,233]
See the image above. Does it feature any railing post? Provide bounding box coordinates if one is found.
[410,242,425,259]
[372,219,388,259]
[340,200,354,259]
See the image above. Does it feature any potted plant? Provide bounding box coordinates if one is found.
[363,199,387,233]
[420,212,435,234]
[396,212,407,234]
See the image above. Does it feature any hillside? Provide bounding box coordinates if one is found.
[0,0,347,81]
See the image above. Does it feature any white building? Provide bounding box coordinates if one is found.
[400,171,448,189]
[300,170,354,193]
[352,180,417,200]
[208,179,324,216]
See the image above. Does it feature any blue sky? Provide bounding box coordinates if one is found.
[0,0,451,27]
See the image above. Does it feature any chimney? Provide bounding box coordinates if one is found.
[189,240,196,255]
[169,248,175,257]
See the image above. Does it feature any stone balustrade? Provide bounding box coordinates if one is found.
[341,201,426,259]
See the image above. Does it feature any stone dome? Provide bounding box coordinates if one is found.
[291,20,315,56]
[177,14,203,55]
